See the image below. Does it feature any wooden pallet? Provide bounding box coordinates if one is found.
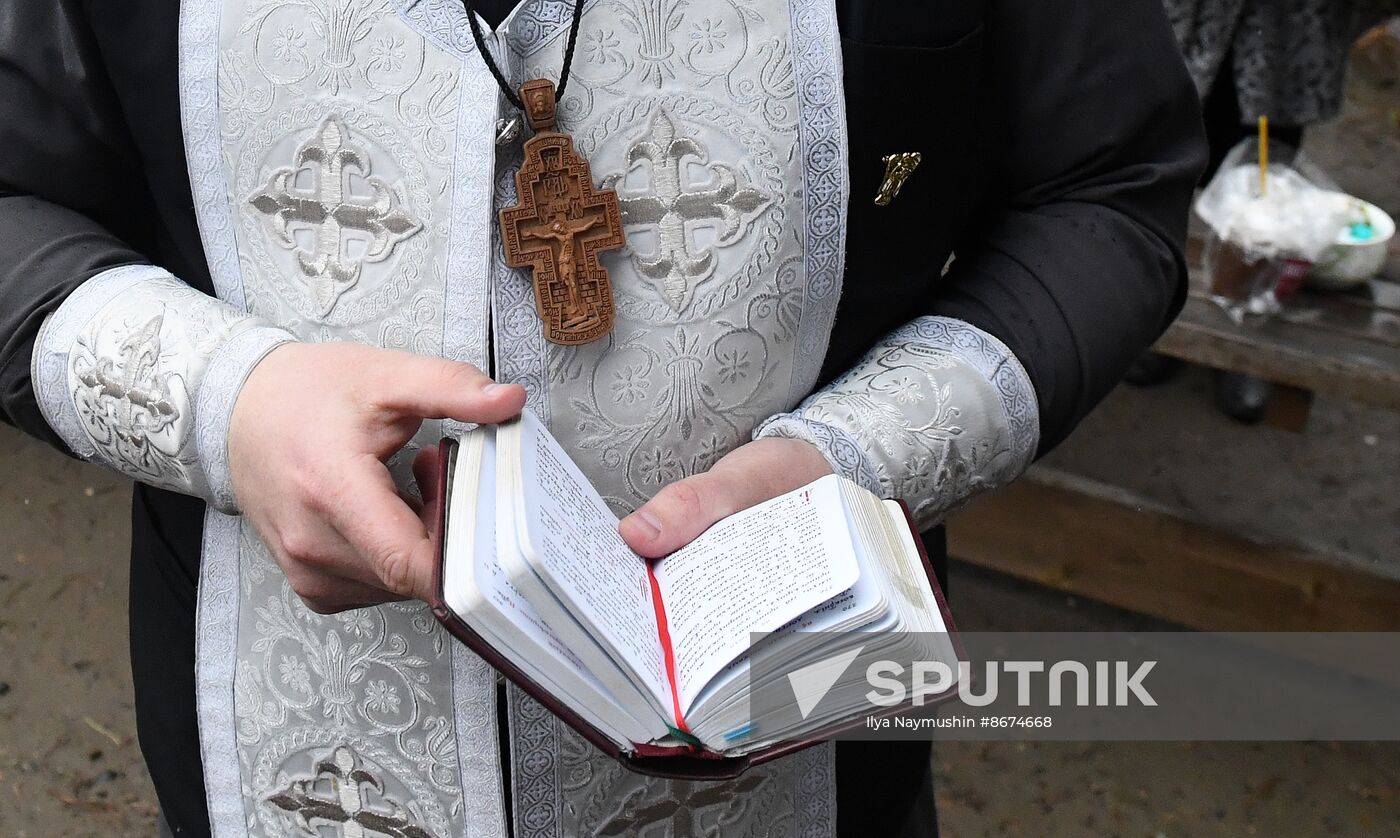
[1155,237,1400,417]
[948,468,1400,632]
[949,231,1400,631]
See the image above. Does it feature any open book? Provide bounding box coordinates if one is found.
[429,411,961,778]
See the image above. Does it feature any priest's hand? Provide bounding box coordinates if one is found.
[228,343,526,613]
[617,438,833,559]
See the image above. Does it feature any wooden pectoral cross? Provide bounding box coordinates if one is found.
[500,79,626,345]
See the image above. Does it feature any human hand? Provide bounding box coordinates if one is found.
[618,437,833,558]
[228,342,526,613]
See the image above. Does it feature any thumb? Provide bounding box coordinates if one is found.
[371,350,526,424]
[618,438,834,559]
[619,473,750,559]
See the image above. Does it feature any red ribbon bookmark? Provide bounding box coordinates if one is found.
[646,564,690,735]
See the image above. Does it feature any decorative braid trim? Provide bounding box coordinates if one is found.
[196,327,295,513]
[758,315,1039,530]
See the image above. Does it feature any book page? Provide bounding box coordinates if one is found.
[513,411,669,707]
[653,475,861,711]
[464,433,602,687]
[685,565,888,723]
[445,431,655,744]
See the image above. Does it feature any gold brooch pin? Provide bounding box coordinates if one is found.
[875,152,921,206]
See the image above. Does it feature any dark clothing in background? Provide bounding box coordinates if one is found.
[1200,50,1306,179]
[0,0,1205,834]
[1164,0,1390,127]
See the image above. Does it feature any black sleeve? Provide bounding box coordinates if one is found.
[928,0,1207,453]
[0,1,154,448]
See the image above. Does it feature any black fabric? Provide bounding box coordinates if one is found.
[1201,47,1306,180]
[836,741,938,837]
[472,0,519,29]
[826,0,1208,453]
[831,527,947,838]
[0,0,211,447]
[129,486,209,836]
[0,1,1203,834]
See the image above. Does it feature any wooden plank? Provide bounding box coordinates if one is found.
[1162,233,1400,408]
[947,470,1400,632]
[1156,296,1400,410]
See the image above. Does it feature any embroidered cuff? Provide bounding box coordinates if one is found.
[754,315,1039,529]
[752,414,886,497]
[31,264,295,511]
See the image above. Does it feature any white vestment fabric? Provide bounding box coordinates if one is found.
[18,0,1042,832]
[180,0,848,834]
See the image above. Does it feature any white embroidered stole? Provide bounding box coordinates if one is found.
[179,0,847,834]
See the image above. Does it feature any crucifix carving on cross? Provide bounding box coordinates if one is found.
[500,79,626,345]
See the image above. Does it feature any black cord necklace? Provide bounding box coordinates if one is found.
[464,0,628,347]
[462,0,587,111]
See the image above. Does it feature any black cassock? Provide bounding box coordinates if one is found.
[0,1,1205,835]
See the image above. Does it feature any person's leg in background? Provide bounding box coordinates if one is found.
[1125,44,1304,422]
[1201,50,1307,422]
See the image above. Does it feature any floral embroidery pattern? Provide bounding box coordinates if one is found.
[584,28,621,64]
[610,363,650,405]
[759,317,1039,530]
[272,25,308,65]
[689,18,726,54]
[370,35,407,73]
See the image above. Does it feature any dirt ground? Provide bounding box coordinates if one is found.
[5,404,1400,838]
[0,428,160,835]
[2,36,1398,838]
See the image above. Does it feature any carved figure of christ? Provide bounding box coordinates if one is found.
[500,134,626,345]
[521,213,605,327]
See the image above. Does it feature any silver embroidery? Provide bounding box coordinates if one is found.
[182,0,847,835]
[187,0,503,835]
[35,266,293,501]
[786,0,849,404]
[197,509,246,838]
[757,316,1041,529]
[196,327,296,513]
[495,2,844,836]
[264,744,438,838]
[236,541,460,837]
[248,116,425,317]
[752,413,884,497]
[71,311,188,485]
[601,109,772,312]
[615,0,686,88]
[34,266,158,461]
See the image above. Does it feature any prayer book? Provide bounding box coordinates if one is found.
[429,410,961,779]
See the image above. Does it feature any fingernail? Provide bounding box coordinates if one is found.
[483,382,506,395]
[628,509,662,540]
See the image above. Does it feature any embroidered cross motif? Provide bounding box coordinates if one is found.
[248,116,423,317]
[599,772,769,835]
[602,110,771,313]
[72,312,184,483]
[265,745,436,838]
